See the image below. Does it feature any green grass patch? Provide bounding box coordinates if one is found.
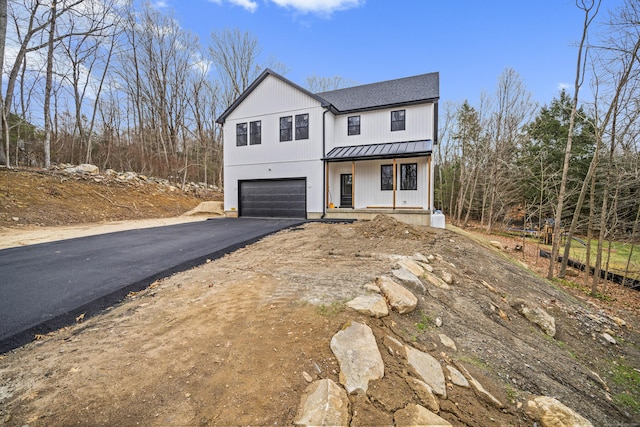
[544,238,640,282]
[610,360,640,413]
[455,354,490,371]
[505,385,519,403]
[316,301,345,317]
[415,310,433,332]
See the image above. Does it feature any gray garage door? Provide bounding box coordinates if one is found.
[239,179,307,218]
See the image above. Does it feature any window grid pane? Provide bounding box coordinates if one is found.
[381,164,393,190]
[250,120,261,145]
[280,116,292,141]
[236,123,247,146]
[295,114,309,140]
[348,115,360,136]
[391,110,406,131]
[400,163,417,190]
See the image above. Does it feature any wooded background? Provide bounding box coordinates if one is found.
[0,1,638,288]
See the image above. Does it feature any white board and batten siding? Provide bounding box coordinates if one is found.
[328,157,429,210]
[223,74,326,216]
[328,104,435,152]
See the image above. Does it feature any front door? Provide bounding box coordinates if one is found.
[340,174,352,208]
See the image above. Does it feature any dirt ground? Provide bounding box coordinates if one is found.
[0,169,639,426]
[0,168,218,229]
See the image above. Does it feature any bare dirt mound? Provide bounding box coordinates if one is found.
[1,216,638,426]
[0,168,220,229]
[356,214,434,240]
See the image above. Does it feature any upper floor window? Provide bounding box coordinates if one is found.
[400,163,417,190]
[381,164,393,190]
[295,114,309,140]
[348,115,360,136]
[250,120,261,145]
[236,123,247,146]
[280,116,292,142]
[391,110,406,131]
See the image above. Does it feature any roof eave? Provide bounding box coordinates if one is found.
[330,97,439,115]
[323,150,432,162]
[216,69,331,124]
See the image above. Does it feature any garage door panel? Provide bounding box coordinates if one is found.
[239,179,306,218]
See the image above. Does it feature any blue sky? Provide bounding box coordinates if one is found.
[162,0,620,107]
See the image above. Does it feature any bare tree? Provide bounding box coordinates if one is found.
[0,0,7,166]
[42,0,57,168]
[306,74,357,93]
[557,0,640,286]
[547,0,600,280]
[485,68,535,233]
[209,28,261,109]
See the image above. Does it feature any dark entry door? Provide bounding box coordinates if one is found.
[340,174,352,208]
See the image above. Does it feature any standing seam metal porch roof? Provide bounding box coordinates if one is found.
[324,140,432,162]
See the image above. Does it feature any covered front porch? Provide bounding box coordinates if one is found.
[323,140,433,226]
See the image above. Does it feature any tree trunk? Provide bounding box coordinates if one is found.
[0,0,7,166]
[547,0,597,280]
[43,0,58,169]
[623,203,640,287]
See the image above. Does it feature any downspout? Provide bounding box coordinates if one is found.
[322,106,330,218]
[431,101,439,213]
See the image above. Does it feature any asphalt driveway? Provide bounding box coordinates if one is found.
[0,217,304,353]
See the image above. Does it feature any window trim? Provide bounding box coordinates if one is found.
[280,116,292,142]
[391,109,406,132]
[249,120,261,145]
[400,163,417,190]
[381,164,393,191]
[295,113,309,140]
[236,122,247,146]
[348,115,361,136]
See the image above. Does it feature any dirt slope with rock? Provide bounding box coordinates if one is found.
[0,167,220,229]
[1,215,638,426]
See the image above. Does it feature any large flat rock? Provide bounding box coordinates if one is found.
[330,321,385,394]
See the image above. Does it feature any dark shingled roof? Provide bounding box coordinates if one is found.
[318,72,439,113]
[324,140,432,162]
[216,69,439,124]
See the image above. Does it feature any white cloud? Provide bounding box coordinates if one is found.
[231,0,258,12]
[152,1,170,8]
[268,0,364,15]
[208,0,258,13]
[557,82,571,91]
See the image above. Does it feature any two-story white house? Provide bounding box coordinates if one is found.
[216,69,439,225]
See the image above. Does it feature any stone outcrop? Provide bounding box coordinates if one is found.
[294,379,350,426]
[330,322,384,394]
[394,404,452,427]
[438,333,457,352]
[346,294,389,318]
[54,163,222,193]
[411,252,429,263]
[406,377,440,413]
[405,345,446,398]
[64,163,100,175]
[377,276,418,314]
[295,250,547,424]
[396,258,426,277]
[526,396,593,427]
[392,268,425,292]
[511,299,556,337]
[445,365,469,388]
[423,271,451,290]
